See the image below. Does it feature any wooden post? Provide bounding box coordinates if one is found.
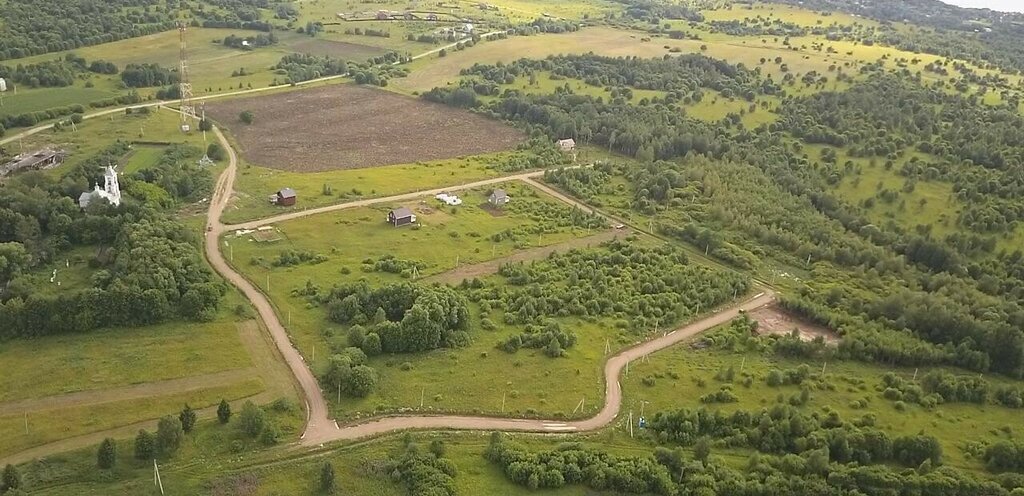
[501,391,506,412]
[421,388,425,408]
[629,410,634,438]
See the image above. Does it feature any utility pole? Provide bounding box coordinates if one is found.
[501,391,505,412]
[153,460,165,495]
[629,410,634,438]
[421,388,425,408]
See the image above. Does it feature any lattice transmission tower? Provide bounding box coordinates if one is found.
[178,21,195,132]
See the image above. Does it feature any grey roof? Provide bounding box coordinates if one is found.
[78,192,94,207]
[391,206,414,218]
[277,188,297,198]
[490,189,507,200]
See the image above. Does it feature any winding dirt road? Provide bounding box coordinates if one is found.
[203,125,776,446]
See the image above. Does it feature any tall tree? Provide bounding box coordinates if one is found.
[97,438,116,469]
[217,399,232,424]
[179,404,197,434]
[155,416,184,456]
[134,430,155,460]
[319,461,336,493]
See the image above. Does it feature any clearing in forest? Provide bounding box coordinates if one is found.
[422,227,631,285]
[206,84,525,172]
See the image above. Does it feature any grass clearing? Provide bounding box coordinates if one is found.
[0,311,252,403]
[0,379,265,459]
[224,152,506,224]
[620,329,1024,471]
[15,107,207,173]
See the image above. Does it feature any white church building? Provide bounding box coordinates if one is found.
[78,166,122,209]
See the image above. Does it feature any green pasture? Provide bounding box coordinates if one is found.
[483,71,666,102]
[620,333,1024,472]
[0,86,117,118]
[12,400,304,495]
[700,1,877,29]
[223,152,508,225]
[120,145,166,174]
[0,302,252,403]
[0,379,265,459]
[0,27,376,118]
[395,27,701,94]
[17,107,206,172]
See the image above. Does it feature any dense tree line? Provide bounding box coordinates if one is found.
[647,404,941,468]
[388,438,457,496]
[486,431,1004,496]
[324,282,471,354]
[120,63,178,88]
[0,143,223,339]
[0,0,175,61]
[471,240,748,332]
[273,53,348,84]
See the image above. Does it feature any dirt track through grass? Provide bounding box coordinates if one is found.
[422,227,633,285]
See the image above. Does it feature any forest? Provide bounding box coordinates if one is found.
[429,50,1024,381]
[473,240,749,332]
[763,0,1024,74]
[0,142,222,339]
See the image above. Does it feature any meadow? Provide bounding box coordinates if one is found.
[0,27,375,120]
[14,107,207,172]
[224,152,507,224]
[619,322,1024,472]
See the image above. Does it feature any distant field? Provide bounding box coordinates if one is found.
[0,87,116,117]
[206,84,524,172]
[286,38,388,61]
[396,27,695,93]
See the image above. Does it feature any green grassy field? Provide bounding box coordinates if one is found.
[620,326,1024,472]
[0,87,118,117]
[0,27,376,119]
[0,312,251,403]
[120,145,166,174]
[15,107,208,172]
[223,152,509,224]
[0,380,265,459]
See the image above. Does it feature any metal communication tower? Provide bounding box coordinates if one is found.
[178,22,195,132]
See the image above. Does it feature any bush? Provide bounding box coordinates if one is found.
[238,401,266,438]
[134,430,156,460]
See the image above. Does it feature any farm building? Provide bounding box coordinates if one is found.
[435,193,463,206]
[270,188,297,206]
[557,139,576,152]
[387,207,417,227]
[1,148,65,177]
[488,189,509,207]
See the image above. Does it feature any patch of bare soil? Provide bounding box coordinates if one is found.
[749,305,839,344]
[206,84,525,172]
